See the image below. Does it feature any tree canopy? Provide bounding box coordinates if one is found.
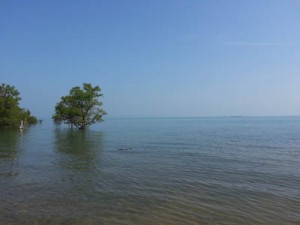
[52,83,106,129]
[0,83,37,128]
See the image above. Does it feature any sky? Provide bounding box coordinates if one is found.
[1,0,300,118]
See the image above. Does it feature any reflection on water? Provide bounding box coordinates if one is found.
[0,129,22,159]
[0,129,24,177]
[54,128,103,171]
[0,118,300,225]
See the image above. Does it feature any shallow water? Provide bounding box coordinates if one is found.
[0,117,299,225]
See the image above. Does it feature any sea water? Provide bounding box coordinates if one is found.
[0,117,299,224]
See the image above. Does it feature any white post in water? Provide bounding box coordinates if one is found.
[19,120,24,129]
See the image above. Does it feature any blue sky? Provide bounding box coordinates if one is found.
[1,0,300,118]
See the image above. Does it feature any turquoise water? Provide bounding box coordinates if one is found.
[0,117,299,225]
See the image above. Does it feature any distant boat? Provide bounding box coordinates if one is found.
[19,120,24,129]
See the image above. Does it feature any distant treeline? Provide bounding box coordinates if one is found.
[0,83,106,129]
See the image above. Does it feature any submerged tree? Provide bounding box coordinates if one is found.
[52,83,106,129]
[0,83,37,127]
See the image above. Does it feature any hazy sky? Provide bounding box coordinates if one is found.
[1,0,300,118]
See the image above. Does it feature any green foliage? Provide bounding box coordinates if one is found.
[0,83,38,128]
[52,83,107,129]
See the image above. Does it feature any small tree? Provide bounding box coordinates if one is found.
[52,83,106,129]
[0,83,37,127]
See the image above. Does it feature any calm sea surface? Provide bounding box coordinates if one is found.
[0,117,299,225]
